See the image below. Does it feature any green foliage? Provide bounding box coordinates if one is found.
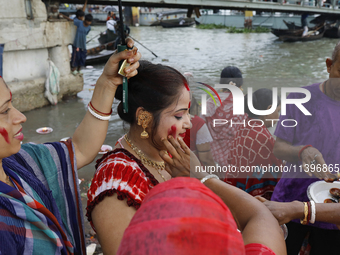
[226,26,270,33]
[253,26,271,33]
[196,24,229,29]
[227,27,247,33]
[196,24,270,33]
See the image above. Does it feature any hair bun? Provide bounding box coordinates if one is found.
[115,85,123,101]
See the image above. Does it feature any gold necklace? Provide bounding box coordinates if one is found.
[124,134,167,182]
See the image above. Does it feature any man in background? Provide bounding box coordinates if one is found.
[60,0,93,75]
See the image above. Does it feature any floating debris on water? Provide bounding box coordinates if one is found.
[162,59,169,62]
[36,127,53,134]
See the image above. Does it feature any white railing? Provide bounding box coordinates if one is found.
[251,0,339,8]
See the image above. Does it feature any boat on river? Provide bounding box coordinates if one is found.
[278,24,326,42]
[160,18,196,28]
[272,14,340,40]
[86,41,116,65]
[271,28,299,37]
[98,30,119,45]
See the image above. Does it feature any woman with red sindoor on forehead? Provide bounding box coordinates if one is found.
[86,61,286,255]
[0,38,140,255]
[86,60,192,254]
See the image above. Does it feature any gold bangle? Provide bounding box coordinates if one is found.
[300,202,308,225]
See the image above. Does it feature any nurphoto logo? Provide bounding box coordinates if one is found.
[199,84,312,128]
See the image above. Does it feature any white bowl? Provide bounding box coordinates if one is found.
[36,127,53,134]
[307,180,340,203]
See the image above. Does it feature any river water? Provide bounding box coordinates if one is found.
[20,25,340,233]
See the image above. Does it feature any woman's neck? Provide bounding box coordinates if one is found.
[0,160,8,183]
[127,128,163,162]
[0,160,5,177]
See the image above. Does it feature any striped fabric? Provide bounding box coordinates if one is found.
[0,141,85,255]
[86,148,159,228]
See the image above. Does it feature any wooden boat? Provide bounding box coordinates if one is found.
[271,28,299,37]
[160,18,195,28]
[283,20,303,30]
[324,26,340,38]
[284,16,340,39]
[311,14,340,38]
[323,19,340,38]
[278,25,325,42]
[85,41,116,65]
[98,30,119,45]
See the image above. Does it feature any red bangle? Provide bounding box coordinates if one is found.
[89,102,112,116]
[298,145,312,161]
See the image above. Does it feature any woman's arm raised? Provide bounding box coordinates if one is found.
[72,40,141,169]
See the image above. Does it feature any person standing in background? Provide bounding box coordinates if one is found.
[60,0,93,75]
[270,41,340,254]
[204,66,247,167]
[226,88,283,199]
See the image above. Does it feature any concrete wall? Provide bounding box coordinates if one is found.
[0,0,83,112]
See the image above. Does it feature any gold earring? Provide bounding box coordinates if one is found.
[137,111,152,139]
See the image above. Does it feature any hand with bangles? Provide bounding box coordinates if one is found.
[299,145,337,181]
[256,196,340,230]
[256,196,302,225]
[160,135,287,255]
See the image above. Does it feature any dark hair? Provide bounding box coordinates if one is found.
[244,88,281,118]
[115,60,188,144]
[85,14,93,22]
[108,11,111,15]
[75,9,85,18]
[220,66,243,88]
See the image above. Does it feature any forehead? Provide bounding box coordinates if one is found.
[177,86,190,101]
[0,79,10,100]
[167,87,190,111]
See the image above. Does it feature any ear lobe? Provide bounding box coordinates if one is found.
[326,58,332,73]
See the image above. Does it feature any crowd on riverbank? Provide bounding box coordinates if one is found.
[2,23,340,254]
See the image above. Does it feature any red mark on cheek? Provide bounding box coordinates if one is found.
[10,91,12,101]
[168,125,177,139]
[0,128,10,144]
[184,82,190,91]
[188,101,191,109]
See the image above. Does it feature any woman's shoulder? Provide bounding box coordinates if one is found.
[89,148,159,201]
[95,148,156,179]
[87,148,159,222]
[93,148,158,182]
